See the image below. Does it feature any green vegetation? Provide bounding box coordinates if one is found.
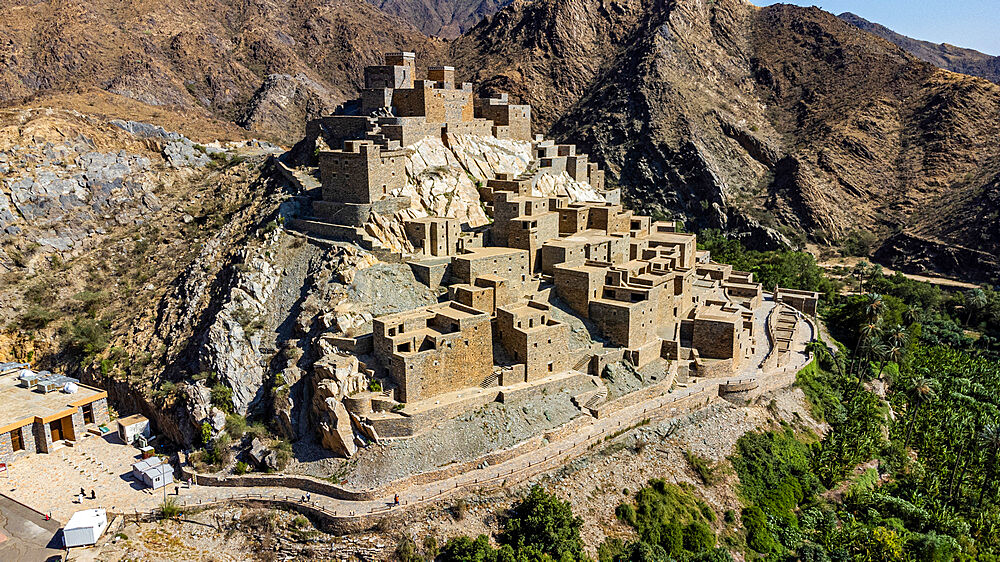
[452,235,999,560]
[715,235,1000,559]
[696,230,839,302]
[440,485,586,561]
[234,461,249,475]
[610,480,729,561]
[225,413,246,438]
[210,383,234,413]
[683,450,722,486]
[158,497,181,519]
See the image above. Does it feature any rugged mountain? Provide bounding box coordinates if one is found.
[839,12,1000,85]
[367,0,510,38]
[0,0,445,143]
[454,0,1000,280]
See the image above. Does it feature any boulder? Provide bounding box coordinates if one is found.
[317,398,357,457]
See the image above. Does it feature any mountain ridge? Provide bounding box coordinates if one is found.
[838,11,1000,85]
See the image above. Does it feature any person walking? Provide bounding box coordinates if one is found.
[90,490,96,500]
[393,494,400,506]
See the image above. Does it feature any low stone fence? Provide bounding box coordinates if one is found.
[718,379,759,394]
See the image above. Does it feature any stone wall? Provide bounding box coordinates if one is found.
[33,421,53,454]
[692,318,737,360]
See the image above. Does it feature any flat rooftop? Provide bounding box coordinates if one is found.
[648,231,696,244]
[0,375,105,432]
[456,247,527,258]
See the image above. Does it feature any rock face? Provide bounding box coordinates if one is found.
[1,131,157,250]
[456,0,1000,279]
[367,0,511,38]
[310,354,369,457]
[199,244,283,415]
[238,74,343,138]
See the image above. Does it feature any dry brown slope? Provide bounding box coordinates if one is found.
[456,0,1000,279]
[0,0,446,143]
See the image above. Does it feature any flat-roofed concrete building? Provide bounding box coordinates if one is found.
[0,372,109,464]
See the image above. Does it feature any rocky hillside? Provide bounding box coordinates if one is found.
[453,0,1000,280]
[0,0,445,143]
[367,0,510,38]
[839,12,1000,85]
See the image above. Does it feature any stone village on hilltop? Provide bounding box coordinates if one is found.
[0,51,819,551]
[286,52,820,455]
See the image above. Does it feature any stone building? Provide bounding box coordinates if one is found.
[776,287,821,316]
[0,372,109,465]
[293,49,803,457]
[372,302,493,403]
[405,216,461,257]
[496,301,570,382]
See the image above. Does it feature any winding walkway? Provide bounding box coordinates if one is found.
[156,322,815,528]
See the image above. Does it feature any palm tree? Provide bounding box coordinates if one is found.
[854,261,872,293]
[978,424,1000,507]
[966,289,988,326]
[864,293,885,323]
[852,321,880,377]
[876,345,904,381]
[947,414,975,502]
[904,376,937,448]
[886,324,908,349]
[904,306,922,327]
[854,361,877,397]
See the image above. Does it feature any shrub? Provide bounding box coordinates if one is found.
[683,520,716,553]
[452,498,467,520]
[153,381,180,403]
[67,316,110,356]
[73,290,108,317]
[159,497,181,519]
[369,379,383,392]
[732,427,818,516]
[499,485,585,560]
[270,439,292,471]
[684,450,720,485]
[20,305,56,330]
[234,461,249,475]
[210,384,234,414]
[742,505,775,553]
[246,422,270,441]
[225,414,247,438]
[841,229,879,257]
[199,422,212,446]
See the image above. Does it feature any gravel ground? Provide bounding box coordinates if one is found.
[347,263,438,319]
[396,385,825,560]
[290,374,596,488]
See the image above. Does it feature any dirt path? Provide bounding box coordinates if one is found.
[819,257,979,290]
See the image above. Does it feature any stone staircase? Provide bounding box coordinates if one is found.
[480,372,500,388]
[364,118,392,149]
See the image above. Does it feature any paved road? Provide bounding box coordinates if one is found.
[0,495,63,562]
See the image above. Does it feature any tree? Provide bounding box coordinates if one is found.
[904,376,938,448]
[499,485,585,560]
[966,288,988,326]
[978,424,1000,507]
